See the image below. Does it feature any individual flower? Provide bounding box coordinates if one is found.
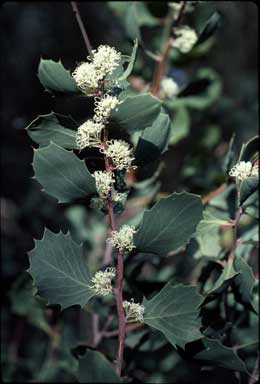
[229,161,259,181]
[103,139,135,171]
[94,95,121,122]
[91,45,121,78]
[89,267,116,296]
[160,77,179,99]
[72,62,101,92]
[123,299,145,322]
[111,191,128,204]
[107,225,136,252]
[172,25,198,53]
[94,170,115,198]
[76,120,104,150]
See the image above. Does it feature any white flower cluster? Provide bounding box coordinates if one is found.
[107,225,136,252]
[72,45,121,93]
[94,95,121,123]
[160,77,179,99]
[103,140,135,171]
[90,267,116,296]
[90,45,121,78]
[229,161,259,181]
[94,171,115,198]
[172,26,198,53]
[123,299,145,323]
[76,120,104,150]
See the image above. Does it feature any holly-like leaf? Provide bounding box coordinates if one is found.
[239,177,259,206]
[26,112,77,149]
[195,338,249,374]
[144,284,203,348]
[134,192,203,256]
[196,210,230,257]
[28,230,94,310]
[78,350,121,383]
[110,94,161,133]
[33,142,96,203]
[38,59,81,94]
[134,112,171,165]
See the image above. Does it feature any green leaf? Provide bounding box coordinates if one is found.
[26,112,77,149]
[165,68,221,111]
[195,338,249,374]
[33,142,96,203]
[125,2,159,41]
[110,93,161,133]
[9,274,52,335]
[196,210,230,257]
[134,112,171,165]
[239,177,259,206]
[233,256,256,308]
[134,192,203,256]
[238,135,259,163]
[118,39,138,81]
[144,283,203,348]
[38,59,80,94]
[203,260,239,304]
[78,350,120,383]
[169,106,190,145]
[28,230,94,310]
[196,11,222,45]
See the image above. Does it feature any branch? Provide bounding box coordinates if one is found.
[151,1,187,96]
[103,322,144,338]
[71,1,93,58]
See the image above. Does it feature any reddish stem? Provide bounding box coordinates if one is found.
[103,122,126,377]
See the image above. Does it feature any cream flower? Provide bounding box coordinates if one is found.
[76,120,104,150]
[103,139,135,171]
[107,225,136,252]
[94,95,121,122]
[229,161,259,181]
[91,45,121,78]
[72,62,101,92]
[90,267,116,296]
[172,26,198,53]
[123,299,145,322]
[160,77,179,99]
[94,170,115,198]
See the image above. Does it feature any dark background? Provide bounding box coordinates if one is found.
[1,1,258,382]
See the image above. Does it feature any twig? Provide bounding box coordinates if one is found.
[202,183,227,205]
[71,1,93,58]
[103,322,144,338]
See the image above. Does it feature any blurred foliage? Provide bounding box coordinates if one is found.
[1,1,258,383]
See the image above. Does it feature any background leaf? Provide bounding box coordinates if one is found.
[78,350,120,383]
[28,230,94,310]
[195,338,249,373]
[144,284,203,348]
[134,192,203,256]
[33,142,96,203]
